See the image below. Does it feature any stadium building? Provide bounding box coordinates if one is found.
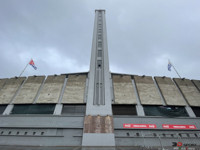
[0,10,200,150]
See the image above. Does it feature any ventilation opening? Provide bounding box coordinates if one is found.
[143,105,189,117]
[112,104,137,115]
[11,104,55,114]
[61,104,86,115]
[136,133,140,136]
[97,60,102,68]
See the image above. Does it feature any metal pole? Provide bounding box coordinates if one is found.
[158,135,165,150]
[169,60,182,78]
[19,62,29,77]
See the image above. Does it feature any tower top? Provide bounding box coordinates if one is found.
[95,9,106,12]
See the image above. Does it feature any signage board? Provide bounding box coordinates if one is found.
[162,124,196,129]
[123,124,157,129]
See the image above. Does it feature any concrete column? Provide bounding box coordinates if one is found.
[53,104,63,115]
[3,104,14,115]
[173,78,196,117]
[131,77,145,116]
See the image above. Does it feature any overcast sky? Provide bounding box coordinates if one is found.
[0,0,200,80]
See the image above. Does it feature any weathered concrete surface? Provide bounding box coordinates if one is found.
[36,75,65,103]
[155,77,186,106]
[134,76,162,105]
[0,77,26,104]
[0,79,7,90]
[84,115,113,133]
[174,78,200,106]
[192,80,200,92]
[13,76,45,104]
[62,75,86,103]
[113,75,137,104]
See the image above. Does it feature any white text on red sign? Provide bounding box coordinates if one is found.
[162,124,196,129]
[123,124,157,129]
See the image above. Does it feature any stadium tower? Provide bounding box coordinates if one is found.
[82,9,115,146]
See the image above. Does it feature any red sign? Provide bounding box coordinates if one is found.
[162,124,196,129]
[123,124,157,129]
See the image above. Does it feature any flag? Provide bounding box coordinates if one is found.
[168,61,172,71]
[29,59,37,70]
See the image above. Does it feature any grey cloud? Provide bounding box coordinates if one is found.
[0,0,199,79]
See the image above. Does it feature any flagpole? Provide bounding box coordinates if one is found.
[19,62,29,77]
[169,60,182,79]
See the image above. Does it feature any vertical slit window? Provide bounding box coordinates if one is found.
[98,35,101,40]
[98,51,102,57]
[98,42,102,47]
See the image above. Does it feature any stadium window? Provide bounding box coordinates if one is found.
[61,104,86,115]
[11,104,55,114]
[191,107,200,117]
[112,104,137,115]
[143,105,189,117]
[0,105,7,114]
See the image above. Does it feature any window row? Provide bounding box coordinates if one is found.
[116,131,199,138]
[112,105,200,117]
[1,104,200,117]
[0,104,86,115]
[0,130,45,136]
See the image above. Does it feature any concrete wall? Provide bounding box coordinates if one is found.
[13,76,45,104]
[0,79,7,90]
[113,75,137,104]
[134,76,162,105]
[0,77,26,104]
[36,75,65,103]
[174,78,200,106]
[62,75,86,103]
[155,77,186,106]
[114,117,200,147]
[0,116,84,146]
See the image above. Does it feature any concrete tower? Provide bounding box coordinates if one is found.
[82,9,115,146]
